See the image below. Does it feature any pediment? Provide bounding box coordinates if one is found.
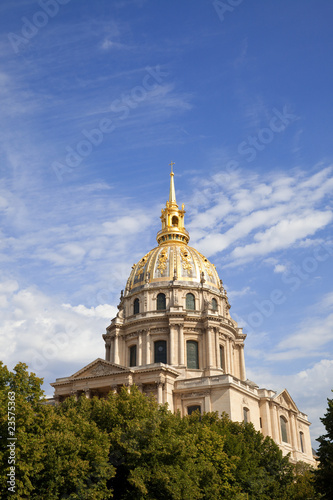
[274,389,299,412]
[71,358,129,379]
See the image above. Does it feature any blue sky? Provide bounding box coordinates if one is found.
[1,0,333,446]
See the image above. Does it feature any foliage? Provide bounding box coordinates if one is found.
[0,362,114,499]
[0,362,320,499]
[316,390,333,498]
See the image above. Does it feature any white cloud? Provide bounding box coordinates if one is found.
[190,166,333,264]
[0,281,116,393]
[247,359,333,447]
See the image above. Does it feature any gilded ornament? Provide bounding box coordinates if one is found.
[197,251,213,277]
[157,248,168,275]
[180,247,193,272]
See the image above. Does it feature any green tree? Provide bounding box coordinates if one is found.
[286,461,318,500]
[0,362,114,499]
[316,390,333,498]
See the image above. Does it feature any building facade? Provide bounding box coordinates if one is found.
[51,168,315,465]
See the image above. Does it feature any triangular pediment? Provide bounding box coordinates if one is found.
[274,389,299,412]
[71,358,130,379]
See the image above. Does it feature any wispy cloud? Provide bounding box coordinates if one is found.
[188,166,333,265]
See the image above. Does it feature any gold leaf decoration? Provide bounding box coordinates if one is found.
[157,249,168,275]
[180,247,193,272]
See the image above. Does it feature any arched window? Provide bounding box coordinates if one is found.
[280,416,288,443]
[187,405,201,415]
[129,345,137,367]
[133,298,139,315]
[300,431,305,453]
[171,216,178,226]
[243,407,250,424]
[156,293,166,310]
[219,345,225,370]
[187,340,199,369]
[154,340,167,364]
[212,298,218,311]
[186,293,195,310]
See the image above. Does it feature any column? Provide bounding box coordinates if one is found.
[239,344,246,380]
[157,382,163,404]
[146,330,151,364]
[206,328,213,367]
[215,330,220,368]
[271,405,279,442]
[229,340,234,375]
[290,413,297,451]
[138,332,142,366]
[178,324,185,365]
[105,343,111,362]
[111,338,115,363]
[169,324,176,365]
[114,334,119,364]
[225,338,230,373]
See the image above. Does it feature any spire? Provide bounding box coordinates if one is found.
[169,162,177,205]
[156,163,190,246]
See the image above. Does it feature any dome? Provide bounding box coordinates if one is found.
[126,243,221,292]
[125,165,222,294]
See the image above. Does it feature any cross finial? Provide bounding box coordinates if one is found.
[169,161,175,173]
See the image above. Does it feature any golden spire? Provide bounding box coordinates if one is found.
[156,164,190,246]
[169,162,177,205]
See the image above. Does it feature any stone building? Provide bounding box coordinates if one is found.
[51,168,315,465]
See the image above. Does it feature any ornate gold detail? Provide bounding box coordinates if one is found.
[157,248,168,275]
[137,252,150,272]
[180,247,193,272]
[197,251,213,277]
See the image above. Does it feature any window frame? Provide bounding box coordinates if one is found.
[186,293,195,310]
[129,345,137,367]
[156,293,166,310]
[154,340,167,364]
[133,298,140,315]
[186,340,199,369]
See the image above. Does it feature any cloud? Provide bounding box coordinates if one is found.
[247,359,333,446]
[0,280,117,394]
[189,166,333,264]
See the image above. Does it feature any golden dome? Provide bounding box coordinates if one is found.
[126,243,221,292]
[125,165,222,293]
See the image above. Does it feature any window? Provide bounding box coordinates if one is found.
[154,340,167,364]
[243,407,249,424]
[219,345,225,370]
[186,293,195,310]
[156,293,166,310]
[300,432,305,453]
[187,405,201,415]
[129,345,137,367]
[212,298,218,311]
[133,298,139,315]
[280,416,288,443]
[187,340,199,369]
[171,216,178,226]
